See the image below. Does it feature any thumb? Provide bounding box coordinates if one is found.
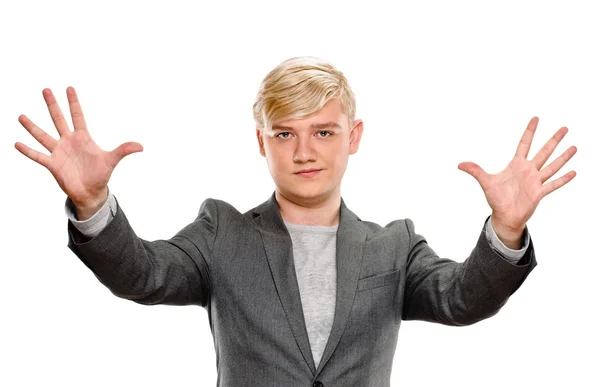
[109,141,144,167]
[458,161,489,187]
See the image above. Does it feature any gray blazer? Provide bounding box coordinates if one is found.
[67,192,536,386]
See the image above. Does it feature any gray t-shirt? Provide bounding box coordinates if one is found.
[283,220,338,368]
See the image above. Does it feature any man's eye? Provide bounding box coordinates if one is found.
[318,131,332,137]
[276,132,291,139]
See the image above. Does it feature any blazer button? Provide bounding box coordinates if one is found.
[313,382,324,387]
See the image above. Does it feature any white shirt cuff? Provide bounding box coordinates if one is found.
[485,216,530,264]
[64,187,117,238]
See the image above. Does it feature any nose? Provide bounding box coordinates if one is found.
[293,135,317,163]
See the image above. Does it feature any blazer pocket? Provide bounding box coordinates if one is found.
[357,269,401,292]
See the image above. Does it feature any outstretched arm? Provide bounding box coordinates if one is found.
[66,194,217,307]
[402,216,535,326]
[403,117,576,325]
[17,87,213,307]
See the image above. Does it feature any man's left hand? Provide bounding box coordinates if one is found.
[458,116,577,248]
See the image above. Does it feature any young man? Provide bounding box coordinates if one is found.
[15,56,577,386]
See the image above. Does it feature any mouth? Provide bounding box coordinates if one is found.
[294,168,322,177]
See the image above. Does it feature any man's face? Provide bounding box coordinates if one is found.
[256,99,363,205]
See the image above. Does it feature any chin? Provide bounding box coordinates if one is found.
[280,184,336,205]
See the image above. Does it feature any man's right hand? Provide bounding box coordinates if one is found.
[14,87,143,220]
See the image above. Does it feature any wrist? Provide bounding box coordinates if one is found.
[491,215,525,250]
[72,188,108,221]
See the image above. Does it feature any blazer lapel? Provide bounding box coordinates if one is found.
[315,199,367,374]
[254,193,317,375]
[252,193,367,376]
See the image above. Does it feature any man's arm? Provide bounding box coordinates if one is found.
[66,192,217,307]
[17,87,214,306]
[401,215,536,326]
[406,116,574,326]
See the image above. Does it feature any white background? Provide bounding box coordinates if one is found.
[1,1,598,386]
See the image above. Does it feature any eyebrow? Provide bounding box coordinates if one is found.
[271,121,341,131]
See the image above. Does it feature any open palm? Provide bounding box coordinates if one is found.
[14,87,143,208]
[458,117,577,233]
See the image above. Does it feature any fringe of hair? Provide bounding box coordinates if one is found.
[253,56,356,129]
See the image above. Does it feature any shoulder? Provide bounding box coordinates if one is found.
[197,197,238,215]
[195,197,253,227]
[359,218,417,243]
[340,199,419,241]
[196,197,273,228]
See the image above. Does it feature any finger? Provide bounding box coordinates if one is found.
[542,170,576,197]
[43,88,71,137]
[515,116,539,159]
[532,126,569,170]
[540,146,577,183]
[458,161,490,187]
[66,86,88,131]
[14,141,51,169]
[109,142,144,168]
[18,114,58,152]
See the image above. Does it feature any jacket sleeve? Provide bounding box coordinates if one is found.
[401,215,537,325]
[66,195,218,307]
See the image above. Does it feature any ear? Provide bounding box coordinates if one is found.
[256,128,266,157]
[349,119,364,155]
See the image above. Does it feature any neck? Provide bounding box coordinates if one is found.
[275,189,341,226]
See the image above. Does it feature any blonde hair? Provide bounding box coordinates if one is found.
[253,56,356,129]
